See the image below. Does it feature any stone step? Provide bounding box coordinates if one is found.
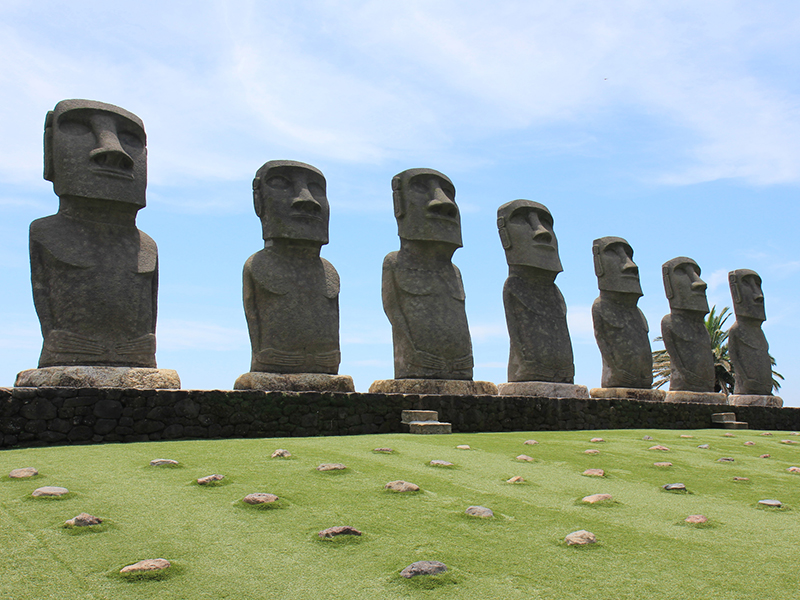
[723,421,749,429]
[408,421,452,434]
[401,410,439,424]
[711,413,737,423]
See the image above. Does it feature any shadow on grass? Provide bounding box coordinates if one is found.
[22,492,76,503]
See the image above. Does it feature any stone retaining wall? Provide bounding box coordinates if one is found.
[1,387,798,449]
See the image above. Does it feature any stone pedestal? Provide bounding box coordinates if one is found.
[234,372,355,392]
[369,379,498,395]
[498,381,588,398]
[590,388,666,402]
[664,390,726,404]
[728,394,783,408]
[15,366,180,389]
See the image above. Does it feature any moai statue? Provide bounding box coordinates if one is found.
[234,160,354,392]
[369,168,497,395]
[727,269,782,407]
[660,257,724,403]
[15,99,179,389]
[589,237,663,401]
[495,200,587,398]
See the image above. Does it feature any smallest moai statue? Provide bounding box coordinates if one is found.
[660,257,725,404]
[727,269,782,407]
[589,237,663,401]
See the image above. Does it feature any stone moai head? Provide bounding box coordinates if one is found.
[662,257,709,313]
[252,160,329,244]
[593,236,642,295]
[44,99,147,207]
[497,199,562,272]
[392,168,461,247]
[729,269,766,321]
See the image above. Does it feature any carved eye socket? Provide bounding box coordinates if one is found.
[409,180,428,194]
[118,130,144,150]
[59,118,91,136]
[266,175,292,190]
[440,184,455,200]
[308,181,325,198]
[538,213,553,229]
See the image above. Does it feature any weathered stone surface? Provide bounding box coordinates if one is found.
[16,367,179,389]
[697,444,710,449]
[663,483,686,491]
[744,441,755,446]
[498,381,588,398]
[429,460,454,467]
[760,432,773,436]
[781,439,798,445]
[680,435,694,438]
[32,486,68,497]
[465,505,493,518]
[649,445,670,451]
[516,454,534,462]
[120,558,171,574]
[318,525,362,538]
[733,477,749,481]
[723,432,735,437]
[583,469,605,477]
[150,458,178,466]
[369,379,497,395]
[591,237,652,389]
[65,512,102,527]
[456,445,470,450]
[400,560,447,578]
[584,449,600,455]
[235,373,354,392]
[582,493,612,504]
[654,462,673,467]
[271,449,291,458]
[728,270,773,396]
[409,421,454,434]
[317,463,346,471]
[661,257,714,392]
[197,474,224,485]
[685,515,707,524]
[373,448,393,453]
[242,161,343,381]
[758,499,782,507]
[728,394,783,408]
[523,439,539,445]
[9,467,38,478]
[590,388,665,401]
[507,475,524,483]
[498,200,574,384]
[26,100,164,376]
[717,457,734,462]
[243,493,278,505]
[383,169,471,381]
[590,438,605,443]
[385,480,420,492]
[786,467,800,474]
[664,391,726,404]
[643,435,654,440]
[760,454,771,458]
[565,530,596,545]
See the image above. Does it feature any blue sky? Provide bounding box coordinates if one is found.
[2,1,799,405]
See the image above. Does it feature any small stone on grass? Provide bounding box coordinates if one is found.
[654,462,673,467]
[373,448,393,453]
[507,476,524,483]
[317,463,346,471]
[642,435,654,440]
[65,513,102,527]
[744,441,755,446]
[523,439,539,445]
[717,457,735,462]
[385,480,420,492]
[680,435,694,438]
[583,469,605,477]
[465,505,493,518]
[663,483,686,491]
[32,486,68,497]
[760,432,773,436]
[760,454,770,459]
[456,445,470,450]
[318,525,362,538]
[9,467,38,478]
[781,440,798,445]
[590,437,605,443]
[582,493,612,504]
[243,493,278,505]
[150,459,178,466]
[723,433,735,437]
[584,449,600,455]
[401,561,447,579]
[685,515,707,524]
[733,476,749,481]
[197,474,224,485]
[271,449,291,458]
[565,530,596,545]
[697,444,710,449]
[649,445,670,451]
[120,558,170,574]
[429,460,453,467]
[758,499,782,507]
[786,467,800,474]
[516,454,534,462]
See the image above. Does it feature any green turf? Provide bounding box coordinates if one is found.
[2,429,800,599]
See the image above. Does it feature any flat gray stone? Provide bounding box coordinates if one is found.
[317,463,346,471]
[16,367,180,389]
[120,558,171,574]
[409,421,452,434]
[373,448,393,453]
[642,435,654,440]
[590,388,665,401]
[516,454,534,462]
[758,499,782,507]
[685,515,707,524]
[760,432,773,436]
[583,469,605,477]
[456,445,470,450]
[235,373,354,392]
[385,480,420,492]
[717,457,735,462]
[498,382,588,398]
[781,440,799,445]
[429,460,453,467]
[728,394,783,408]
[649,445,670,451]
[401,410,438,423]
[243,493,278,505]
[507,476,524,483]
[787,467,800,474]
[582,493,612,504]
[584,449,600,455]
[697,444,710,449]
[271,449,291,458]
[32,486,68,497]
[65,513,102,527]
[590,437,605,443]
[318,526,362,538]
[150,459,178,466]
[523,439,539,445]
[565,530,597,545]
[663,483,686,491]
[744,441,755,445]
[654,462,673,467]
[400,560,447,578]
[370,379,497,395]
[197,474,224,485]
[664,391,727,404]
[465,505,493,518]
[9,467,38,478]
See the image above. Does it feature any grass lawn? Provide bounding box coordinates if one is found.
[2,428,800,599]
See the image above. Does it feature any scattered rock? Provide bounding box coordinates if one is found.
[523,440,539,445]
[642,435,654,441]
[516,454,534,462]
[649,445,670,451]
[317,463,346,471]
[582,493,612,504]
[150,459,178,466]
[373,448,393,453]
[663,483,686,491]
[506,476,524,483]
[723,433,735,437]
[583,469,605,477]
[271,449,291,458]
[733,476,749,481]
[758,499,782,507]
[400,560,447,578]
[786,467,800,474]
[584,449,600,455]
[120,558,171,574]
[697,444,710,449]
[565,530,596,545]
[429,460,453,467]
[760,454,771,459]
[9,467,38,478]
[318,525,362,538]
[65,513,102,527]
[760,432,773,436]
[243,493,278,505]
[32,486,68,497]
[781,440,798,445]
[590,438,605,443]
[680,435,694,439]
[465,505,493,518]
[791,432,799,436]
[685,515,707,524]
[385,480,420,492]
[654,462,673,467]
[744,441,755,446]
[197,474,224,485]
[456,445,470,450]
[717,457,735,462]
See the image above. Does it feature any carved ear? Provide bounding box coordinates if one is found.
[662,265,673,299]
[43,111,54,182]
[252,177,263,218]
[392,175,404,219]
[497,216,511,249]
[729,272,741,303]
[592,245,603,277]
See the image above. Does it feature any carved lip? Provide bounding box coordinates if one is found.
[290,213,324,222]
[91,166,135,180]
[425,213,459,223]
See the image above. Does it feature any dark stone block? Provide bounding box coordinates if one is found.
[24,419,47,433]
[39,431,67,443]
[118,417,134,428]
[234,423,250,436]
[2,397,22,417]
[94,400,123,419]
[174,398,200,419]
[11,388,37,399]
[230,411,251,425]
[58,407,75,419]
[21,398,57,420]
[163,424,184,439]
[94,419,118,435]
[134,420,164,434]
[49,418,73,433]
[64,396,97,408]
[68,426,93,441]
[183,426,207,438]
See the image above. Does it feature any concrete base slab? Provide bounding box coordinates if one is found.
[408,421,452,434]
[728,394,783,408]
[369,379,498,395]
[15,366,181,389]
[498,381,589,398]
[234,372,355,392]
[590,388,666,402]
[664,391,727,404]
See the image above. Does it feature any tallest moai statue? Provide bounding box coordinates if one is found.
[15,99,179,389]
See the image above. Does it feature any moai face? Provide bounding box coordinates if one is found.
[593,236,642,295]
[497,199,562,272]
[729,269,766,321]
[392,168,462,247]
[253,160,329,244]
[662,257,709,313]
[44,99,147,207]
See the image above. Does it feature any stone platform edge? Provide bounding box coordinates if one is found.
[1,387,797,449]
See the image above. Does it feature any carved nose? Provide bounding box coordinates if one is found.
[622,258,638,276]
[532,227,552,243]
[691,280,707,292]
[427,188,458,218]
[292,187,322,215]
[89,128,134,170]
